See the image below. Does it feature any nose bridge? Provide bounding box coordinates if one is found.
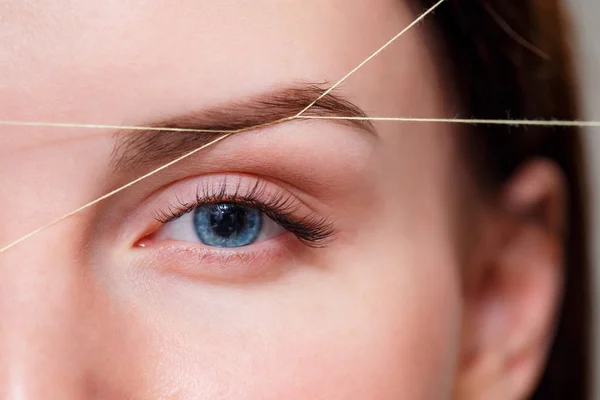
[0,231,91,398]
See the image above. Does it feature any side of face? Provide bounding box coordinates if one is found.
[0,1,564,399]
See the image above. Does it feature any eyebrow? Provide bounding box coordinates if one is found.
[111,84,375,171]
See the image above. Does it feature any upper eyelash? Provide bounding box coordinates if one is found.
[152,178,336,248]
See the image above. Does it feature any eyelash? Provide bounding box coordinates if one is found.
[151,178,336,248]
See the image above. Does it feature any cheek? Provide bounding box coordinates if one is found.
[103,240,462,399]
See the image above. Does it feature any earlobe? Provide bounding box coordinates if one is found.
[454,160,566,400]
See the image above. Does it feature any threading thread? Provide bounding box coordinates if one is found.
[298,116,600,127]
[2,116,600,133]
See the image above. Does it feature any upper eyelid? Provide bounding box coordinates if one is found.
[153,184,301,225]
[156,177,301,217]
[108,124,374,225]
[149,174,318,218]
[128,173,333,238]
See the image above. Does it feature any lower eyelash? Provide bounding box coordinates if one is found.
[152,178,336,248]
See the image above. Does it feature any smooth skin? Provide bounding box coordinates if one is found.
[0,1,564,399]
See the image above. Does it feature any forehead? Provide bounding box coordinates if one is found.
[2,0,420,124]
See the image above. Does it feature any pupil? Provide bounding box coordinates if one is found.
[209,203,246,238]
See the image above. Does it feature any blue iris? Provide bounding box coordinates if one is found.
[193,203,263,247]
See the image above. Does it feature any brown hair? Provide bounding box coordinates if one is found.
[415,1,591,398]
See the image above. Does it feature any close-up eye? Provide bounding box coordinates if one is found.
[134,175,336,254]
[152,202,286,248]
[127,175,336,281]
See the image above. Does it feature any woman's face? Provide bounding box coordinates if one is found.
[1,1,559,399]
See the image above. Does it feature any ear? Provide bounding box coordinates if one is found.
[454,159,566,400]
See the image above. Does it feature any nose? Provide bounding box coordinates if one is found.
[0,225,94,399]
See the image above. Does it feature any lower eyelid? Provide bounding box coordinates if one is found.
[132,236,298,283]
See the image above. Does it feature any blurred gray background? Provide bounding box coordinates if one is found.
[565,0,599,397]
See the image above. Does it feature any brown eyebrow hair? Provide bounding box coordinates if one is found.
[111,84,375,171]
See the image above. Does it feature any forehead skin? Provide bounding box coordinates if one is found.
[1,0,442,125]
[0,1,462,399]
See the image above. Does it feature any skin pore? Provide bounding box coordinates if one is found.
[0,1,565,399]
